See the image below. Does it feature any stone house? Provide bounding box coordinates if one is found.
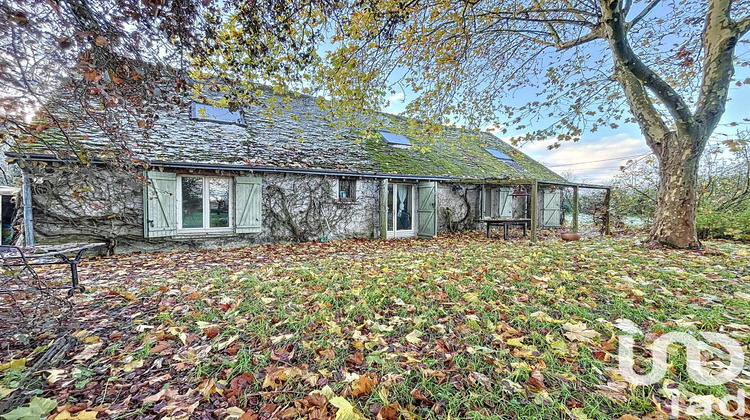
[5,91,567,253]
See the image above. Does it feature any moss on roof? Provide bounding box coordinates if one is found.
[361,121,563,181]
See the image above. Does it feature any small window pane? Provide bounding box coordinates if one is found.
[182,177,203,229]
[209,178,230,228]
[339,179,355,200]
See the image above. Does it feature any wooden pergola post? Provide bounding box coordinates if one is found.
[572,186,579,233]
[603,188,611,236]
[530,180,538,243]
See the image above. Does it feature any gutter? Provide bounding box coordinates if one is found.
[7,152,610,190]
[6,152,465,182]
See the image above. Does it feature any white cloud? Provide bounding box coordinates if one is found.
[517,133,652,183]
[387,92,405,103]
[382,92,407,114]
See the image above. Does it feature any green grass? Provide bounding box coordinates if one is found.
[2,233,748,419]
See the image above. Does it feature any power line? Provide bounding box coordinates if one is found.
[546,153,652,168]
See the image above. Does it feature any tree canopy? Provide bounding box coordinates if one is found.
[316,1,749,139]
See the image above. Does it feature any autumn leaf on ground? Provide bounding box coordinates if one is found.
[613,319,643,336]
[51,409,98,420]
[72,343,102,362]
[214,334,239,351]
[528,369,546,392]
[262,366,289,389]
[595,381,629,403]
[405,330,423,344]
[0,397,57,420]
[346,352,364,366]
[563,322,601,342]
[468,371,492,390]
[44,369,67,384]
[352,373,378,397]
[410,387,433,405]
[300,393,327,408]
[121,359,143,372]
[570,407,590,419]
[329,396,366,420]
[316,347,336,360]
[225,407,246,420]
[376,402,400,420]
[0,359,27,371]
[0,387,16,399]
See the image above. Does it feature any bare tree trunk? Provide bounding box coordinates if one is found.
[649,134,702,248]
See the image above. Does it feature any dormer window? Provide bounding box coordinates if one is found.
[483,147,524,172]
[190,101,246,127]
[378,130,411,148]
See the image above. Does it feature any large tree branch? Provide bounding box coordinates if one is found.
[738,15,750,36]
[613,67,669,155]
[601,0,694,133]
[625,0,661,29]
[695,0,742,142]
[554,26,604,50]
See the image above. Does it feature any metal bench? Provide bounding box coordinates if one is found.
[0,243,105,297]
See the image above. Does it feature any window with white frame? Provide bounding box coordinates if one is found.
[144,171,262,238]
[177,176,233,231]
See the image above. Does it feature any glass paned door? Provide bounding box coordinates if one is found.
[386,183,414,238]
[396,185,412,230]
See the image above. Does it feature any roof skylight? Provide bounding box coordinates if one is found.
[483,147,511,160]
[378,130,412,147]
[191,102,246,126]
[483,147,525,172]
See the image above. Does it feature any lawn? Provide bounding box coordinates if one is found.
[1,232,749,419]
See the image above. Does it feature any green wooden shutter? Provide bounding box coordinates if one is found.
[542,189,562,227]
[235,176,262,233]
[417,181,437,238]
[143,171,177,238]
[379,180,389,239]
[498,187,513,218]
[482,186,491,219]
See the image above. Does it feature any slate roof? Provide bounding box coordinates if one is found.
[10,90,564,181]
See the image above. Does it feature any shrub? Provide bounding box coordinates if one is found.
[697,207,750,242]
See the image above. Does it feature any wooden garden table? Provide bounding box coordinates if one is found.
[481,218,531,240]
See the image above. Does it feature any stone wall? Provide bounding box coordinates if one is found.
[22,162,483,254]
[438,183,482,232]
